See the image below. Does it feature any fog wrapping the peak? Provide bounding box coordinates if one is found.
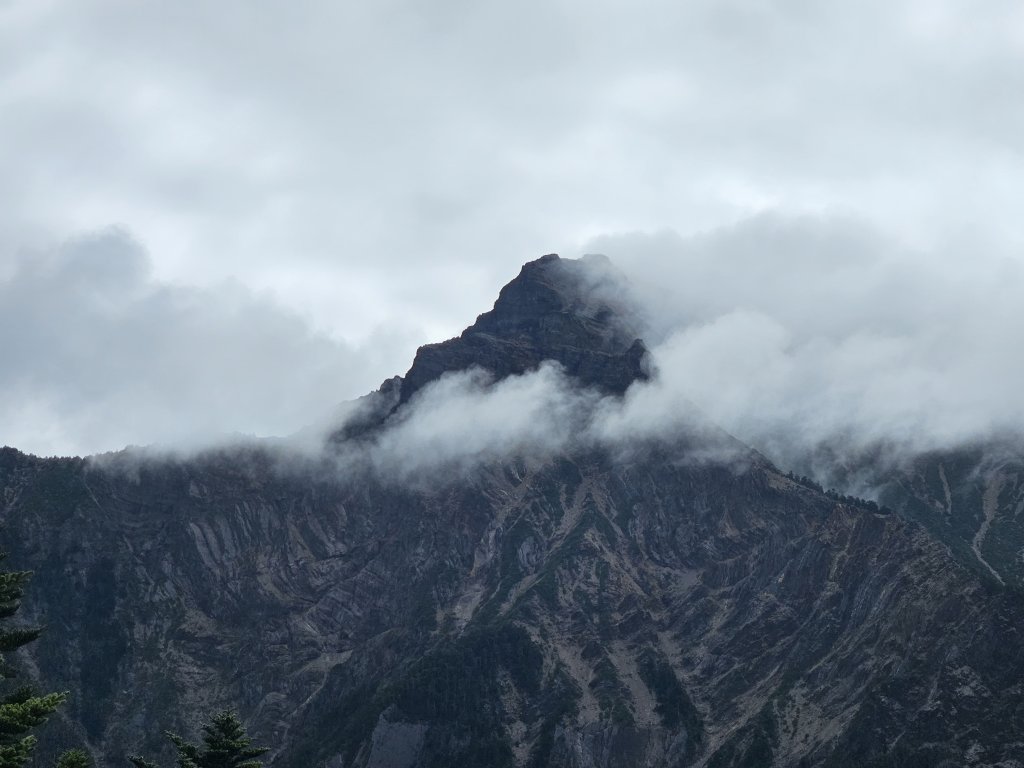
[596,215,1024,461]
[307,220,1024,482]
[7,215,1024,473]
[3,0,1024,460]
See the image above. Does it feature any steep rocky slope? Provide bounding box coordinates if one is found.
[797,440,1024,591]
[2,255,1023,768]
[398,253,647,405]
[875,446,1024,591]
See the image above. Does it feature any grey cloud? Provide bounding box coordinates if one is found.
[5,0,1024,301]
[0,229,413,456]
[49,213,1022,489]
[4,0,1024,456]
[321,213,1024,481]
[590,214,1024,461]
[317,360,741,486]
[362,363,596,482]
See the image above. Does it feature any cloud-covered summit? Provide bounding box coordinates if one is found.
[310,220,1024,481]
[4,0,1024,458]
[9,217,1024,476]
[597,214,1024,462]
[399,254,648,404]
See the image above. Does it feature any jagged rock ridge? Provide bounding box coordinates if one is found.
[0,255,1023,768]
[398,254,648,404]
[332,254,648,443]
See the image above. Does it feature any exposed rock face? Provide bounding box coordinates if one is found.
[866,446,1024,594]
[796,439,1024,590]
[1,255,1023,768]
[398,254,648,404]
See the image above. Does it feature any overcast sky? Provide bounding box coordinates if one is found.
[3,0,1024,457]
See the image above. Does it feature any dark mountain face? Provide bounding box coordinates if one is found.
[398,254,648,405]
[2,255,1024,768]
[874,447,1024,590]
[791,439,1024,591]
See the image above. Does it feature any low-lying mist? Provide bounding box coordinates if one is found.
[54,212,1024,488]
[597,214,1024,465]
[304,213,1024,485]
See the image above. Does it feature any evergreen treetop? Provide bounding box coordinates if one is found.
[129,710,268,768]
[0,551,78,768]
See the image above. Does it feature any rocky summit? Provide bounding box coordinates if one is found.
[2,255,1024,768]
[399,254,649,404]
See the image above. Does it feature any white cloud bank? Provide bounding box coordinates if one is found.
[9,213,1024,475]
[306,213,1024,481]
[598,214,1024,459]
[4,0,1024,459]
[315,361,739,486]
[0,230,413,456]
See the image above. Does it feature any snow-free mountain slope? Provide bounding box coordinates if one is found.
[2,255,1023,768]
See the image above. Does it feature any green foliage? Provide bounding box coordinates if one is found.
[527,511,603,610]
[19,460,88,523]
[476,519,537,623]
[129,710,268,768]
[636,650,703,753]
[55,749,91,768]
[707,705,778,768]
[783,471,891,514]
[390,624,543,723]
[526,668,581,768]
[0,551,69,768]
[825,743,945,768]
[588,657,633,725]
[284,624,548,768]
[79,559,127,740]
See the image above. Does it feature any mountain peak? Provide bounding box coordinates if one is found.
[398,254,648,404]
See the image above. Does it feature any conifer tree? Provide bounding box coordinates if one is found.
[129,710,268,768]
[55,749,91,768]
[0,552,69,768]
